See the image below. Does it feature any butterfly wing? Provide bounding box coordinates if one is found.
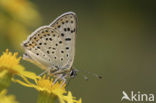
[22,26,62,70]
[22,12,77,71]
[49,12,77,70]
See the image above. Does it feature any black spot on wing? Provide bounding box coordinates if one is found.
[47,51,50,54]
[61,33,64,37]
[66,54,69,57]
[61,50,64,53]
[67,28,70,31]
[61,58,63,61]
[49,38,52,41]
[65,38,71,41]
[64,28,67,32]
[58,25,60,28]
[59,41,62,44]
[66,47,69,50]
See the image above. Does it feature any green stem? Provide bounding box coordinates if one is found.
[0,71,12,91]
[37,91,57,103]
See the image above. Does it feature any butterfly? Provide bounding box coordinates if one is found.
[21,12,78,85]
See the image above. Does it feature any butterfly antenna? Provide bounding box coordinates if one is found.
[93,73,103,79]
[81,70,103,80]
[78,72,89,81]
[72,67,89,81]
[83,75,89,81]
[72,67,102,80]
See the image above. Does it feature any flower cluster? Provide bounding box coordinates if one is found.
[0,49,82,103]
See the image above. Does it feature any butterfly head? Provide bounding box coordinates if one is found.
[69,68,78,78]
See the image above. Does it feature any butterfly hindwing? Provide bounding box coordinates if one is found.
[23,26,57,69]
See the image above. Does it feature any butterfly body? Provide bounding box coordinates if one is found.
[22,12,77,82]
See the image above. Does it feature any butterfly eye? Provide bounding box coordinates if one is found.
[70,69,77,78]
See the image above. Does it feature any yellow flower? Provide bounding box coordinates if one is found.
[0,49,38,90]
[0,49,38,78]
[0,49,23,90]
[0,49,82,103]
[0,89,18,103]
[14,75,82,103]
[0,49,24,75]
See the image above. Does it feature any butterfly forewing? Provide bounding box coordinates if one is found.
[49,12,77,69]
[22,12,77,71]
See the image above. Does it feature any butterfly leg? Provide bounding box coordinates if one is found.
[52,74,63,86]
[60,76,66,87]
[38,67,52,76]
[51,74,67,88]
[39,66,59,77]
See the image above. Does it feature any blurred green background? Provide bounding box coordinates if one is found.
[0,0,156,103]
